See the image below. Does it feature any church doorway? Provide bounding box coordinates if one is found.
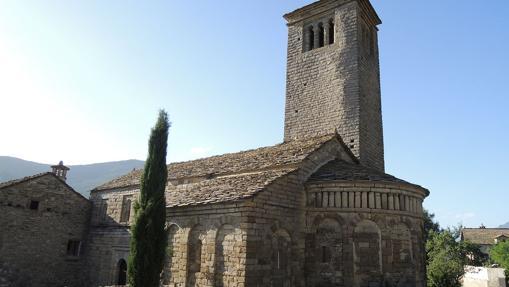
[117,259,127,285]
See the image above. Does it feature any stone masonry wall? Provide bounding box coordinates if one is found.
[0,174,91,287]
[86,188,137,287]
[88,187,250,287]
[305,181,427,287]
[284,1,385,171]
[358,10,384,171]
[84,139,426,287]
[165,203,247,287]
[244,138,355,287]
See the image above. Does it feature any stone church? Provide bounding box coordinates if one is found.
[0,0,429,286]
[88,0,429,286]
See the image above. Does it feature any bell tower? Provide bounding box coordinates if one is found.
[283,0,384,171]
[51,161,70,181]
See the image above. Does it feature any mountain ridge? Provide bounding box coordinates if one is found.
[0,156,144,197]
[499,222,509,228]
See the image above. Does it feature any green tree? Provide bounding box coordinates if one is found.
[426,230,465,287]
[459,240,488,267]
[423,209,441,243]
[490,240,509,284]
[128,110,170,287]
[426,226,487,287]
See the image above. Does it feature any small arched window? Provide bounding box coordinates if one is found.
[117,259,127,285]
[318,23,324,48]
[328,19,335,44]
[307,26,315,51]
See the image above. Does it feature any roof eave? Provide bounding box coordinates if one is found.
[283,0,381,26]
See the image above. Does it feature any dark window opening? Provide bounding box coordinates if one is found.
[275,238,288,270]
[328,19,335,44]
[67,240,82,256]
[307,26,315,51]
[117,259,127,285]
[321,245,332,263]
[318,23,324,48]
[29,200,39,210]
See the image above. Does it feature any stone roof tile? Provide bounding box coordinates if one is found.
[308,159,428,193]
[0,172,89,201]
[462,228,509,245]
[309,160,408,183]
[0,172,52,189]
[93,134,337,191]
[166,168,295,207]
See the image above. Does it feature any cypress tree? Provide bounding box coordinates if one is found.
[128,110,170,287]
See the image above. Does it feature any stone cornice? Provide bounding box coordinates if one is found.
[284,0,381,26]
[306,180,430,198]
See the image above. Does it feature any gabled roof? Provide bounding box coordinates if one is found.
[0,172,89,202]
[93,134,359,207]
[462,228,509,245]
[0,172,50,189]
[93,134,343,192]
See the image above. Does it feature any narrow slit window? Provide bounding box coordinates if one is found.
[67,240,82,256]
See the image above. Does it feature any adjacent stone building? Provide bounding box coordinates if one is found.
[1,0,430,286]
[461,228,509,255]
[88,1,429,286]
[0,162,91,287]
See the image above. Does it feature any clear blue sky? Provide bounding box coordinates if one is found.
[0,0,507,228]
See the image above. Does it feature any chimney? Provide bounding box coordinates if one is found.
[51,161,70,181]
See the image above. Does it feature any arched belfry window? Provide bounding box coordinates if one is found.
[303,15,334,52]
[328,19,335,44]
[117,259,127,285]
[306,26,315,51]
[318,22,325,48]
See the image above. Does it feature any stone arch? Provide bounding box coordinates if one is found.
[271,228,292,287]
[162,224,180,285]
[392,223,413,264]
[186,224,207,287]
[305,217,343,287]
[386,222,416,287]
[116,258,127,286]
[214,224,239,287]
[353,220,382,287]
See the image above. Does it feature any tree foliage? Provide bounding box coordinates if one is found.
[426,230,465,287]
[425,219,487,287]
[128,110,170,287]
[490,240,509,269]
[490,240,509,283]
[423,209,441,243]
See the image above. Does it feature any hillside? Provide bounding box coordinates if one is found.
[0,156,144,197]
[500,222,509,228]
